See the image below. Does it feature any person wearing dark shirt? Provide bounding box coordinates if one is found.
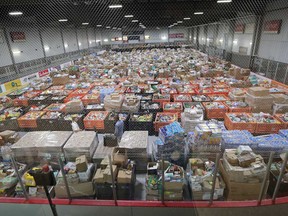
[114,115,124,144]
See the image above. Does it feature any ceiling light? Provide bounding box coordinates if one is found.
[96,40,101,42]
[132,20,138,23]
[184,17,191,20]
[219,39,223,43]
[104,39,108,42]
[9,11,23,16]
[250,42,253,45]
[112,27,117,30]
[194,12,204,15]
[173,23,178,25]
[89,41,92,44]
[118,28,122,30]
[217,0,232,3]
[12,50,21,54]
[59,19,68,22]
[106,26,111,29]
[82,23,89,25]
[124,15,133,18]
[194,37,196,40]
[177,21,183,23]
[109,4,122,8]
[96,25,102,27]
[79,42,82,46]
[145,35,150,40]
[111,38,115,42]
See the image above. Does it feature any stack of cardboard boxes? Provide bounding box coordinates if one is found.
[245,87,273,113]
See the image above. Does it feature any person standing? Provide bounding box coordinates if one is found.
[114,114,124,144]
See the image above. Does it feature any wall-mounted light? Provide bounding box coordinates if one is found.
[12,50,21,54]
[145,35,150,40]
[161,36,167,40]
[44,46,50,51]
[194,12,204,15]
[79,42,82,46]
[219,39,224,43]
[96,25,102,27]
[104,39,108,42]
[233,40,238,44]
[124,15,133,18]
[64,44,68,48]
[59,19,68,22]
[96,40,101,42]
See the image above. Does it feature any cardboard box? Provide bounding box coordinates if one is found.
[77,163,95,183]
[75,155,88,172]
[245,93,273,106]
[247,87,269,97]
[271,94,288,104]
[112,148,128,167]
[117,169,132,184]
[93,165,117,184]
[0,130,16,142]
[55,181,94,198]
[52,75,69,85]
[93,168,105,183]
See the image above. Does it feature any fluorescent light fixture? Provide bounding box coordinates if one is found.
[145,35,150,40]
[132,20,138,22]
[194,12,204,15]
[207,38,210,41]
[44,46,50,51]
[250,42,253,45]
[96,25,102,27]
[177,21,183,23]
[9,11,23,16]
[82,23,89,25]
[118,28,122,30]
[111,38,115,42]
[219,39,224,43]
[193,37,196,40]
[89,41,92,44]
[64,44,68,48]
[96,40,101,42]
[106,26,111,29]
[112,27,117,29]
[124,15,133,18]
[118,37,122,41]
[104,39,108,42]
[233,40,238,44]
[59,19,68,22]
[217,0,232,3]
[173,23,178,25]
[109,4,122,8]
[12,50,21,54]
[161,36,167,40]
[184,17,191,20]
[79,42,82,46]
[189,36,192,39]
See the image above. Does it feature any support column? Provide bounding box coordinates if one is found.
[75,29,80,51]
[196,26,200,50]
[86,28,90,49]
[60,28,66,53]
[250,15,264,68]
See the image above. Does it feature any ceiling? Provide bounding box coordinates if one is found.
[0,0,273,29]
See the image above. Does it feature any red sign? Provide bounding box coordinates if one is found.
[38,69,49,77]
[10,32,26,42]
[169,33,184,38]
[235,24,245,33]
[264,20,282,34]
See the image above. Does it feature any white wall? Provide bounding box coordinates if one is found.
[199,26,206,45]
[77,29,89,49]
[41,28,65,57]
[87,28,96,47]
[62,28,78,52]
[6,26,44,63]
[0,29,13,67]
[145,29,168,43]
[101,29,122,45]
[258,8,288,63]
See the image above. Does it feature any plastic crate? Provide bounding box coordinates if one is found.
[104,112,129,133]
[13,98,30,107]
[224,113,256,133]
[17,111,46,129]
[162,102,183,118]
[58,113,85,131]
[203,102,228,119]
[152,94,171,107]
[69,89,90,97]
[173,94,192,102]
[84,111,109,130]
[154,112,178,132]
[140,101,162,113]
[37,112,63,131]
[0,119,20,131]
[46,96,66,104]
[224,101,252,113]
[129,113,154,135]
[44,103,66,113]
[81,94,100,106]
[64,95,84,103]
[255,120,285,134]
[274,114,288,129]
[95,183,113,200]
[28,95,51,106]
[192,95,211,102]
[209,94,230,102]
[183,102,204,110]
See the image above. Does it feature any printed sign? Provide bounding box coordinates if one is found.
[10,32,26,42]
[38,69,49,77]
[235,24,245,33]
[264,20,282,34]
[4,79,22,91]
[169,33,184,38]
[20,73,39,85]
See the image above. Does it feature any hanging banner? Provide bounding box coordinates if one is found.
[245,23,255,34]
[38,69,49,77]
[10,32,26,42]
[169,33,184,38]
[20,73,39,85]
[235,24,245,33]
[4,79,22,91]
[264,20,282,34]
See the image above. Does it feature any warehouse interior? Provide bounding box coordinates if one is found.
[1,0,288,216]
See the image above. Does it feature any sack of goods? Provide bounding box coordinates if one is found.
[228,88,246,101]
[104,93,124,112]
[65,100,84,113]
[187,158,225,200]
[121,95,141,113]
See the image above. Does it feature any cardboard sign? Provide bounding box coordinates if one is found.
[264,20,282,34]
[10,32,26,42]
[169,33,184,38]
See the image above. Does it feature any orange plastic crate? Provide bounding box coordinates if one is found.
[64,95,84,103]
[223,101,252,113]
[209,94,230,102]
[83,111,109,130]
[154,112,178,132]
[203,102,228,119]
[274,114,288,129]
[163,102,183,118]
[81,94,100,106]
[255,118,285,134]
[13,91,42,107]
[17,111,46,128]
[152,94,171,107]
[44,103,66,112]
[224,113,256,133]
[173,94,193,102]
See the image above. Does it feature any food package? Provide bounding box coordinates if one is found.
[65,100,84,113]
[247,87,269,97]
[104,94,124,112]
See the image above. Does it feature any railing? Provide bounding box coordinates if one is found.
[0,47,101,84]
